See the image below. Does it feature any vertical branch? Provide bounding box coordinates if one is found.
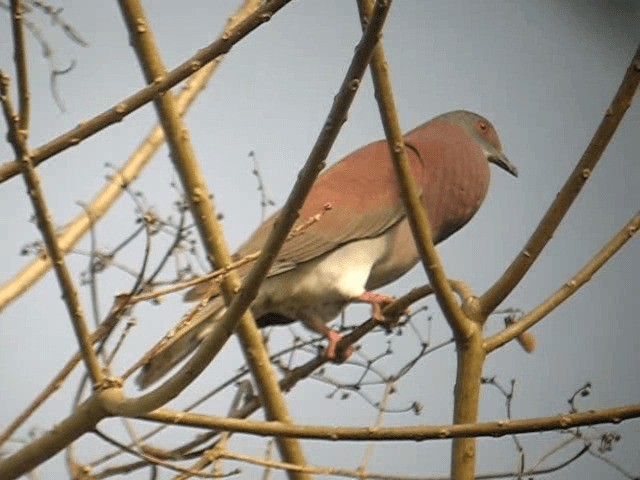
[1,4,103,386]
[480,45,640,315]
[10,0,30,129]
[449,327,485,480]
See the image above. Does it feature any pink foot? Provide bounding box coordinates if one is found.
[324,329,354,362]
[356,291,396,305]
[355,291,405,324]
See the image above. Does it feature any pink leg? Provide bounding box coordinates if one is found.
[356,291,396,305]
[355,291,396,322]
[323,329,354,361]
[303,319,354,361]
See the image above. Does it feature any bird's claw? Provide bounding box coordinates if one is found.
[323,329,354,363]
[356,291,409,330]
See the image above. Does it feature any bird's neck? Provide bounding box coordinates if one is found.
[417,139,491,244]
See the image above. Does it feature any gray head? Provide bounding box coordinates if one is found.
[436,110,518,177]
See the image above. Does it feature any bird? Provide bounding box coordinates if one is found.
[135,110,518,388]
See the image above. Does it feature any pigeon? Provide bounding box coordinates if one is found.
[136,110,517,388]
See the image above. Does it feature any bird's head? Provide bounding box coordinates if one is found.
[440,110,518,177]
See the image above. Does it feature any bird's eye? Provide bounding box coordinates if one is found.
[478,121,488,133]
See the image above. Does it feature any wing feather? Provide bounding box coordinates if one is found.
[185,138,425,301]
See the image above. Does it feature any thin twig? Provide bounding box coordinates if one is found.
[93,429,239,479]
[27,0,89,46]
[249,150,276,221]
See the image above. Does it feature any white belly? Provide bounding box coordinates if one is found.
[253,234,390,324]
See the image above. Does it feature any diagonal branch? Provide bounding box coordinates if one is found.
[1,4,103,385]
[0,391,113,480]
[480,45,640,315]
[0,0,292,185]
[105,0,392,418]
[114,1,310,478]
[484,211,639,353]
[356,0,473,342]
[0,0,259,313]
[228,0,394,329]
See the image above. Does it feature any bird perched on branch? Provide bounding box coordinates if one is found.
[136,110,518,388]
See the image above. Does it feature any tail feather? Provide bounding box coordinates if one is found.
[135,298,225,389]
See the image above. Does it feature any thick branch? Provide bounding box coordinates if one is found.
[450,332,485,480]
[480,45,640,314]
[0,390,115,480]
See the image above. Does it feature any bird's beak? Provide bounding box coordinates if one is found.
[488,151,518,177]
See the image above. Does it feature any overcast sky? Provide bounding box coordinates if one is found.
[0,1,638,479]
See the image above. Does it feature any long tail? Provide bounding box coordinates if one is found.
[135,298,225,389]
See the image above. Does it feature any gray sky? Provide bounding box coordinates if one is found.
[1,1,638,478]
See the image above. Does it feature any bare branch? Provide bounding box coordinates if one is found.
[26,0,89,47]
[481,45,640,314]
[10,0,30,130]
[139,402,640,441]
[249,150,276,221]
[0,1,268,311]
[484,211,640,353]
[0,0,293,185]
[356,0,472,342]
[1,69,103,384]
[94,428,239,478]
